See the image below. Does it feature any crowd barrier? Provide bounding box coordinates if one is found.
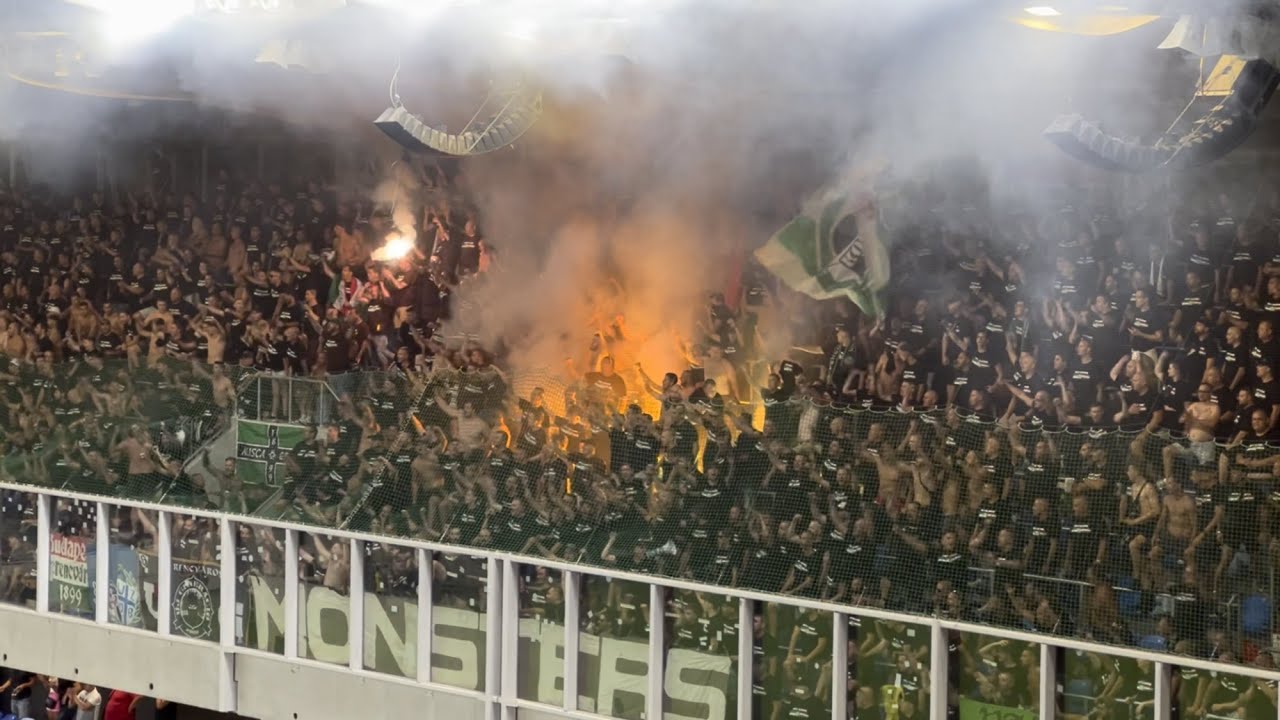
[0,360,1276,720]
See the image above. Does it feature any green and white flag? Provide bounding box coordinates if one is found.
[755,190,892,318]
[236,420,306,486]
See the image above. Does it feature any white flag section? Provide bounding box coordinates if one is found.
[756,189,891,318]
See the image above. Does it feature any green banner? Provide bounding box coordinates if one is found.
[958,698,1037,720]
[755,186,892,318]
[236,420,305,486]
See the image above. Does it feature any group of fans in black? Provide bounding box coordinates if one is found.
[0,162,1277,720]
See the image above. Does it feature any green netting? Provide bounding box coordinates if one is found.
[1,359,1277,670]
[0,357,246,505]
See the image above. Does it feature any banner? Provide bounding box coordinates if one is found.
[107,545,145,628]
[170,557,221,640]
[49,533,92,617]
[236,420,306,486]
[132,549,221,640]
[243,577,732,719]
[755,187,891,318]
[957,698,1037,720]
[87,545,223,640]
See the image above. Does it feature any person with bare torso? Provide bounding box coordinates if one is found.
[196,318,226,365]
[1151,476,1196,590]
[114,426,161,497]
[1162,384,1221,482]
[1119,465,1160,591]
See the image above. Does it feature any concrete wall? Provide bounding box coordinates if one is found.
[0,604,489,720]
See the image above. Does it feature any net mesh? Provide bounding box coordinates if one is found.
[0,361,1275,669]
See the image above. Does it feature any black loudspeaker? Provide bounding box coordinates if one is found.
[374,91,543,156]
[1044,59,1280,173]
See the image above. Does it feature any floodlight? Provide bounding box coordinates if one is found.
[98,0,196,49]
[1024,6,1061,16]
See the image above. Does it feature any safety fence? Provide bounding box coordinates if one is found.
[1,484,1277,720]
[0,359,1278,685]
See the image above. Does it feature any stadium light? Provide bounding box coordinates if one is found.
[97,0,197,48]
[1024,5,1062,15]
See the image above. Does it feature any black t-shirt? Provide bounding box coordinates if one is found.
[583,372,626,404]
[1067,359,1106,407]
[10,671,33,699]
[1066,518,1102,575]
[932,548,968,589]
[1024,511,1058,573]
[1021,458,1060,503]
[1254,379,1280,411]
[1129,307,1165,352]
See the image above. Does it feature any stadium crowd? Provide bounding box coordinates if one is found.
[0,163,1279,719]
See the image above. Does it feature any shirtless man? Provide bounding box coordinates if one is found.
[113,425,161,498]
[1119,465,1161,590]
[1151,475,1197,586]
[210,363,235,412]
[0,317,25,358]
[1162,383,1221,483]
[195,317,225,365]
[67,297,99,340]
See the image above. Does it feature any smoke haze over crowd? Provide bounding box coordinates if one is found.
[0,0,1237,374]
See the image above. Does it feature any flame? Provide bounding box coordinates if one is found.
[372,232,415,262]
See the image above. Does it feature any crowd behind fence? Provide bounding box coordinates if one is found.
[0,360,1277,680]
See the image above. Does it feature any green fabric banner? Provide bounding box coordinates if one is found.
[236,420,305,486]
[755,189,892,318]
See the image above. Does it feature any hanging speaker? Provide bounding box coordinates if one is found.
[1044,59,1280,172]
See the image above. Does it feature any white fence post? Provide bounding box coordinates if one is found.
[563,570,581,712]
[94,502,109,624]
[831,614,849,720]
[284,529,299,659]
[35,494,50,613]
[348,539,364,672]
[157,511,172,635]
[930,623,948,720]
[417,547,433,684]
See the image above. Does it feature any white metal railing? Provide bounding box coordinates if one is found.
[2,478,1278,720]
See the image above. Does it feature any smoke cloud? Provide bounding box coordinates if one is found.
[3,0,1247,383]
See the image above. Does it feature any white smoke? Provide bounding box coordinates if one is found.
[2,1,1226,377]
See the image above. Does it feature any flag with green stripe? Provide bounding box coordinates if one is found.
[236,420,306,486]
[755,189,891,318]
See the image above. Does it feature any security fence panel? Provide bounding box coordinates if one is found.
[753,603,831,720]
[106,505,156,632]
[848,617,931,720]
[169,513,221,642]
[578,574,650,720]
[49,497,95,619]
[236,524,286,654]
[662,590,737,720]
[517,563,566,704]
[431,549,488,690]
[0,490,37,608]
[1174,665,1277,720]
[363,540,420,678]
[298,532,349,666]
[1059,649,1155,720]
[950,632,1041,720]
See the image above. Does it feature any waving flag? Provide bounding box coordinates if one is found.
[755,189,891,318]
[236,420,305,486]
